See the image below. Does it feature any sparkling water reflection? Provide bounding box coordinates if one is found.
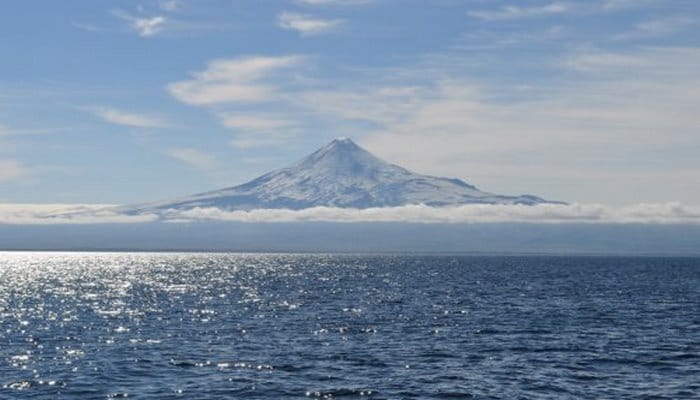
[0,252,698,399]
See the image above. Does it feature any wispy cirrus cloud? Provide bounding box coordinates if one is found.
[75,3,202,37]
[601,0,659,11]
[0,160,30,183]
[89,107,170,128]
[467,2,571,21]
[167,55,305,105]
[111,9,167,37]
[466,0,658,21]
[278,12,342,36]
[229,134,298,149]
[295,0,373,5]
[167,56,306,147]
[71,21,104,33]
[165,148,218,170]
[219,114,297,131]
[615,16,697,40]
[0,126,48,185]
[0,125,58,137]
[219,113,299,148]
[563,46,700,75]
[159,0,183,12]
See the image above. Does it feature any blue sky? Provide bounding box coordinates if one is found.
[1,0,699,205]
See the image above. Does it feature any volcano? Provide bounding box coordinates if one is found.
[131,137,561,212]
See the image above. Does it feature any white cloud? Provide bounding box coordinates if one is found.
[0,204,157,225]
[71,21,103,33]
[0,126,53,136]
[112,10,167,37]
[167,56,306,148]
[90,107,170,128]
[229,135,296,149]
[159,0,183,12]
[0,160,29,183]
[166,148,217,170]
[296,0,372,5]
[466,1,665,22]
[562,46,700,77]
[467,2,571,21]
[601,0,659,11]
[219,113,299,148]
[167,55,304,105]
[564,51,647,72]
[219,114,297,131]
[615,16,697,40]
[278,12,342,36]
[3,203,700,225]
[167,203,700,224]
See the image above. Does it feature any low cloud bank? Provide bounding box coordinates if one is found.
[1,203,700,225]
[168,203,700,224]
[0,204,158,225]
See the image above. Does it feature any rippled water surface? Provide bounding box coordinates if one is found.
[0,253,698,399]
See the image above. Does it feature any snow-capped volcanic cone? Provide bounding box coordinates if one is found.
[131,137,561,212]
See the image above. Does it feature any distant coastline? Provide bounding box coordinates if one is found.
[2,222,700,255]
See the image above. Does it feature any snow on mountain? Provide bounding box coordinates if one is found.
[130,137,561,212]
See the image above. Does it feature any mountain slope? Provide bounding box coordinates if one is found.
[132,138,560,212]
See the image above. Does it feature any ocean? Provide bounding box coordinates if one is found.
[0,253,698,399]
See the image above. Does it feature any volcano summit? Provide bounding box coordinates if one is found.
[132,138,560,212]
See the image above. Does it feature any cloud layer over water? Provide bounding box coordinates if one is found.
[1,203,700,225]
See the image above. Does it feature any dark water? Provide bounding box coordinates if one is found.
[0,253,698,399]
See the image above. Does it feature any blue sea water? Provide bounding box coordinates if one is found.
[0,253,698,399]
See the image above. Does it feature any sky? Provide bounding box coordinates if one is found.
[1,0,699,206]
